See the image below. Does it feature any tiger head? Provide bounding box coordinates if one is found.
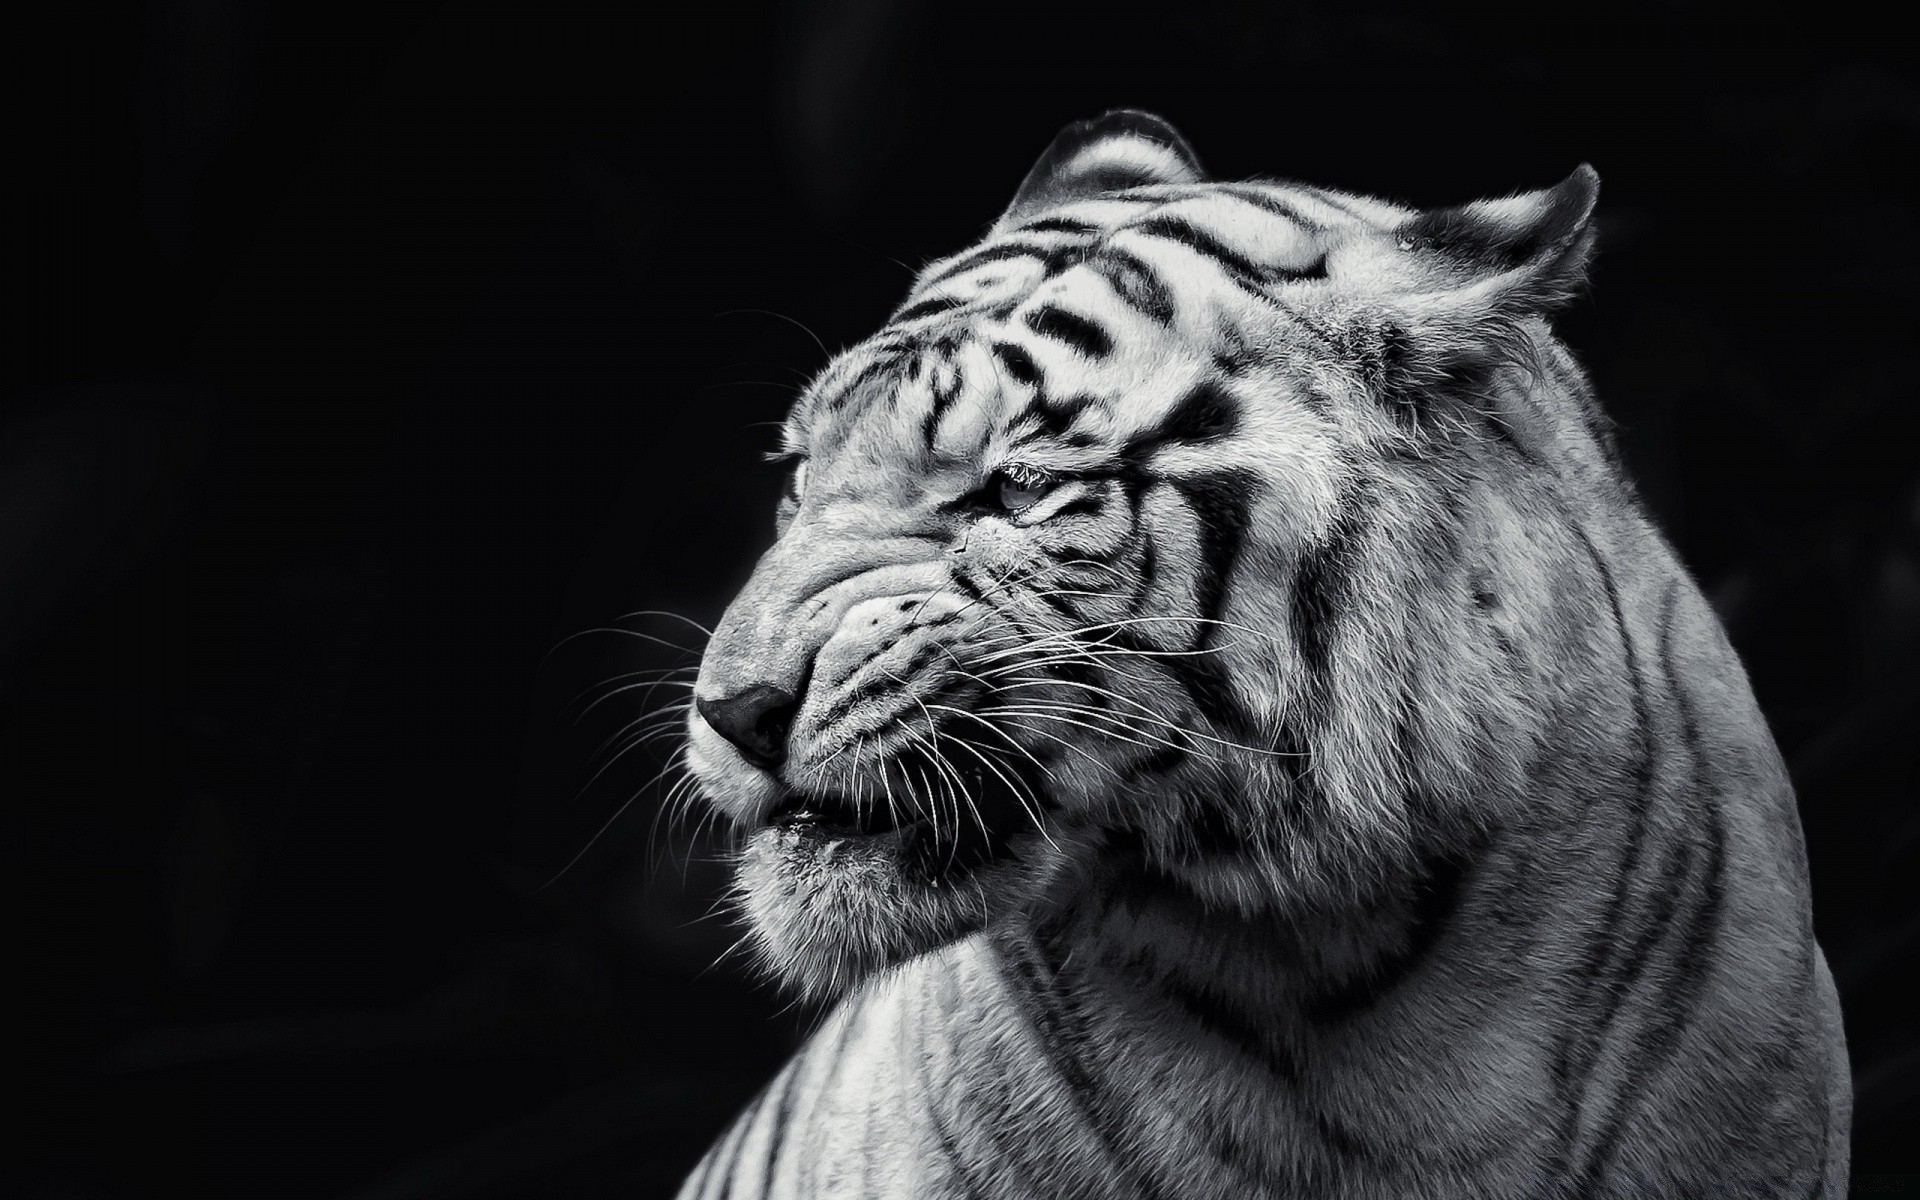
[687,110,1603,997]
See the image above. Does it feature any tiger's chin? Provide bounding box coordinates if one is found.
[731,783,1045,1000]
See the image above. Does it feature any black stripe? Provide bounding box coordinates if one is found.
[1152,960,1301,1073]
[1095,840,1185,902]
[1120,743,1189,783]
[1049,490,1105,520]
[810,336,903,403]
[1024,304,1114,358]
[681,1139,716,1199]
[1131,214,1326,287]
[920,400,945,453]
[894,294,967,323]
[1129,530,1157,611]
[1546,549,1662,1174]
[1184,798,1260,859]
[938,232,1101,290]
[1088,247,1177,324]
[920,353,965,451]
[928,960,1059,1194]
[1012,393,1097,443]
[1120,633,1237,737]
[910,972,996,1200]
[989,341,1042,388]
[1271,723,1331,824]
[1132,215,1272,283]
[823,354,902,412]
[1314,1112,1370,1162]
[989,932,1171,1200]
[1116,908,1374,1171]
[1570,801,1726,1192]
[923,238,1062,285]
[990,935,1108,1102]
[1571,591,1729,1191]
[1017,216,1100,235]
[1289,474,1373,686]
[1199,1111,1294,1194]
[1218,184,1326,232]
[1070,893,1329,1191]
[793,993,867,1198]
[1037,240,1098,278]
[1304,844,1475,1024]
[1172,468,1257,629]
[1123,481,1155,611]
[1027,578,1081,622]
[1130,468,1259,737]
[750,1065,798,1199]
[1058,532,1128,576]
[1476,402,1542,462]
[1211,318,1258,377]
[1484,591,1521,665]
[921,1095,991,1200]
[949,567,989,605]
[1153,381,1241,448]
[1564,562,1662,979]
[705,1087,764,1200]
[904,617,961,660]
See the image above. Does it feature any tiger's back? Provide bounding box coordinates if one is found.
[671,112,1849,1198]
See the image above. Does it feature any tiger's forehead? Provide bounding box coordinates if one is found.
[788,180,1397,472]
[793,305,1204,478]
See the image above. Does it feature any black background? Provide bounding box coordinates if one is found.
[8,1,1916,1195]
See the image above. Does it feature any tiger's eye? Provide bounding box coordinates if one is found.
[995,473,1048,511]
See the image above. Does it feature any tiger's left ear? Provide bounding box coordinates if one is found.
[1396,164,1601,318]
[1343,167,1600,417]
[993,110,1206,235]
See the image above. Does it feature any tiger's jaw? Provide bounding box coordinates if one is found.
[724,760,1065,998]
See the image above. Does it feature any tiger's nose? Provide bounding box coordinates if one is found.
[696,684,797,769]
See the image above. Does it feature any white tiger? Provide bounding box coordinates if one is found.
[671,110,1850,1198]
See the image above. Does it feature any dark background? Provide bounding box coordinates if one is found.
[8,0,1916,1195]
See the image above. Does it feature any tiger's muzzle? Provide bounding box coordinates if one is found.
[690,505,1039,874]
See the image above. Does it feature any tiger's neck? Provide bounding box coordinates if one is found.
[722,853,1500,1198]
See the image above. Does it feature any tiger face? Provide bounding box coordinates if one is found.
[688,111,1598,997]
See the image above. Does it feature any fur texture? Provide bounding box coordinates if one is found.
[676,110,1850,1198]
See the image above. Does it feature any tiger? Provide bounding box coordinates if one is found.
[671,110,1850,1198]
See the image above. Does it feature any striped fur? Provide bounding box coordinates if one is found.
[678,110,1849,1197]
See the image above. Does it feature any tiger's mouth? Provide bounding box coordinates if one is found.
[766,792,916,835]
[731,755,1051,996]
[754,760,1040,880]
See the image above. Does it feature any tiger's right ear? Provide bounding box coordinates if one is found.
[993,110,1206,235]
